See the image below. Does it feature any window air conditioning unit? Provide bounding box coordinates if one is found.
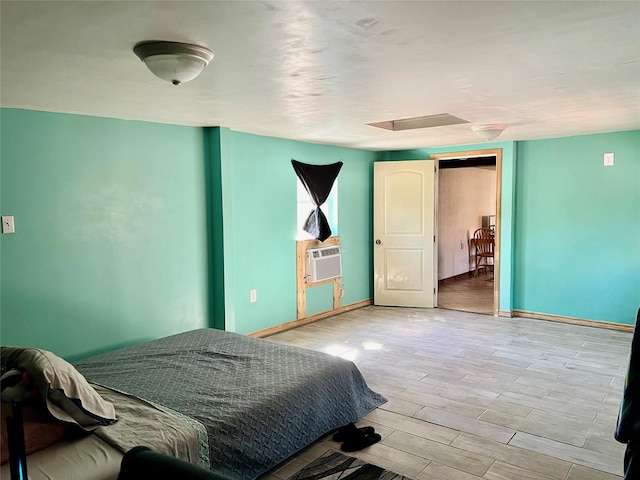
[306,246,342,283]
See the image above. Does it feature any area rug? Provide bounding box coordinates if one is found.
[287,451,413,480]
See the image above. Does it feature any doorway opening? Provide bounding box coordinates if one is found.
[431,149,502,315]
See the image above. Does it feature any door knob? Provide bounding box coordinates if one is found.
[375,239,382,245]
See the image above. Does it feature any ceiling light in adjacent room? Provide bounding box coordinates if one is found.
[472,124,507,141]
[133,41,214,86]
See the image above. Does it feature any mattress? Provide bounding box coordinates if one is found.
[0,385,198,480]
[0,421,122,480]
[74,328,386,479]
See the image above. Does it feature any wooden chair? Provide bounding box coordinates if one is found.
[473,227,494,276]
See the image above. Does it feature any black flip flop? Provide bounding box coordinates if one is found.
[340,431,382,452]
[332,423,376,442]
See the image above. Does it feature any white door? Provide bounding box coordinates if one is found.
[373,160,435,307]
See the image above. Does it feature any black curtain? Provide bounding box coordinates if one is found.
[292,159,343,242]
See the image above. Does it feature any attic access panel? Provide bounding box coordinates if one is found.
[368,113,469,131]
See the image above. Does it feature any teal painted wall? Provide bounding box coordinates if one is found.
[384,141,517,314]
[2,107,635,363]
[220,130,377,334]
[204,127,226,330]
[0,109,210,359]
[514,131,640,325]
[0,111,377,356]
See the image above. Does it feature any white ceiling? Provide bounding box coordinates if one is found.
[1,1,639,151]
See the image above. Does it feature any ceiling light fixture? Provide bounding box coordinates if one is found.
[133,41,214,86]
[472,124,507,141]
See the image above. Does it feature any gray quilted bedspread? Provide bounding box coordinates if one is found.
[74,328,386,479]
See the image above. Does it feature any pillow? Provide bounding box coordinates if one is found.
[0,401,72,465]
[1,347,117,431]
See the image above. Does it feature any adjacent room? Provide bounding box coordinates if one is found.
[1,1,639,480]
[437,156,497,316]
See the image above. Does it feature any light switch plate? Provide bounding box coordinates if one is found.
[2,216,15,234]
[604,152,614,166]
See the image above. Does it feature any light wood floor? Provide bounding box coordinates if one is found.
[262,306,630,480]
[438,272,494,316]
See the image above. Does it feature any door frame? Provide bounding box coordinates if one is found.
[430,148,502,315]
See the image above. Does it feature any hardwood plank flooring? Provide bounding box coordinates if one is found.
[261,306,630,479]
[438,273,494,315]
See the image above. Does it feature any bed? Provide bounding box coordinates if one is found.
[1,328,386,479]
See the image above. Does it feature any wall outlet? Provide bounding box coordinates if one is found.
[604,152,614,166]
[2,216,15,234]
[249,289,257,303]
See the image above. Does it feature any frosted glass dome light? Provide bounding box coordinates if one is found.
[133,41,214,86]
[472,124,508,141]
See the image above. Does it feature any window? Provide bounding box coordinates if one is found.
[296,179,338,240]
